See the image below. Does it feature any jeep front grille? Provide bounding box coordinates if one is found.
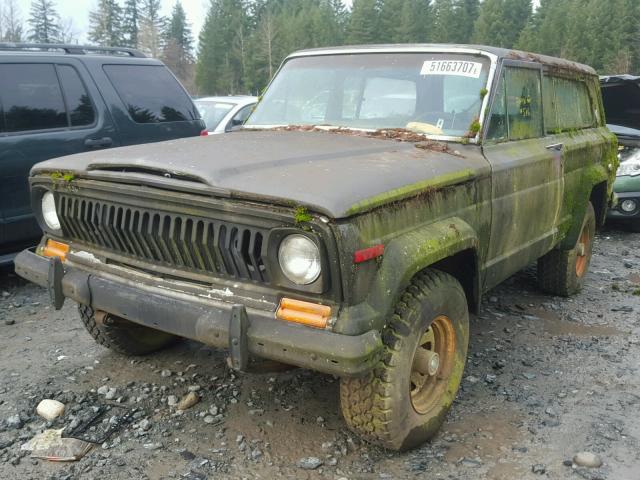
[55,194,269,283]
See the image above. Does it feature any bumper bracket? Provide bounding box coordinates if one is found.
[48,257,65,310]
[228,304,249,371]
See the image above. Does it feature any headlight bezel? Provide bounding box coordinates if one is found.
[266,228,329,294]
[32,187,63,235]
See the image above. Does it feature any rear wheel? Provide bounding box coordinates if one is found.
[78,304,178,355]
[537,202,596,296]
[339,269,469,451]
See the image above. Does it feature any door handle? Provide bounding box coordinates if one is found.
[84,137,113,148]
[545,143,564,151]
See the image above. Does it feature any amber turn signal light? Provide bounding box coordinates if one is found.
[42,239,69,262]
[276,298,331,329]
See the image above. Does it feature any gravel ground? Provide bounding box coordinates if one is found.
[0,227,638,480]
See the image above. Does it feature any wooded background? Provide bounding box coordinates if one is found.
[2,0,639,95]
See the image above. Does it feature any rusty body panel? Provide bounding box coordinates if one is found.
[15,44,616,378]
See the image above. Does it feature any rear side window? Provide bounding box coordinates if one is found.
[0,64,68,132]
[543,76,594,133]
[486,66,543,142]
[103,65,197,123]
[58,65,95,127]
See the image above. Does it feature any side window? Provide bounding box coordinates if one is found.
[0,98,5,133]
[487,72,507,141]
[58,65,96,127]
[0,64,68,132]
[544,76,594,133]
[486,66,543,142]
[103,65,197,124]
[230,104,254,127]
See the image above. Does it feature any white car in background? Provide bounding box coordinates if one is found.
[195,95,258,134]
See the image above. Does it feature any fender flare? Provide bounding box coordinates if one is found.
[335,217,480,334]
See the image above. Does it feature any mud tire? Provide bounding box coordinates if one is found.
[537,202,596,296]
[78,304,177,355]
[339,269,469,451]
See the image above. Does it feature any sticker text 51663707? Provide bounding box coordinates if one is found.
[420,60,483,79]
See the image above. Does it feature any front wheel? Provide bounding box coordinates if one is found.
[78,304,178,355]
[537,202,596,296]
[339,269,469,451]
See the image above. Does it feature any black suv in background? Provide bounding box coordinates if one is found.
[0,43,205,264]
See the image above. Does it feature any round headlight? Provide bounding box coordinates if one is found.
[42,191,61,230]
[278,234,321,285]
[621,199,637,213]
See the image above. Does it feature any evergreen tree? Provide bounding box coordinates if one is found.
[139,0,165,57]
[452,0,479,43]
[88,0,123,47]
[346,0,379,44]
[473,0,531,48]
[196,0,248,95]
[28,0,61,43]
[394,0,431,43]
[432,0,458,43]
[122,0,140,48]
[162,1,195,83]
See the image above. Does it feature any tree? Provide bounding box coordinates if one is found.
[88,0,123,47]
[453,0,479,43]
[60,17,78,43]
[196,0,248,95]
[432,0,458,43]
[122,0,140,48]
[28,0,61,43]
[346,0,379,44]
[473,0,531,48]
[162,2,195,87]
[1,0,24,41]
[139,0,165,57]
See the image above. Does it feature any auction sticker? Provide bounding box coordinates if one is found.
[420,60,483,78]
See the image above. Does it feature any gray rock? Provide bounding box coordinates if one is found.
[97,385,109,395]
[573,452,603,468]
[485,374,497,384]
[532,464,546,474]
[167,395,177,406]
[139,419,151,431]
[105,388,117,400]
[297,457,323,470]
[4,319,15,326]
[160,370,172,377]
[143,442,163,450]
[203,415,216,424]
[5,414,23,430]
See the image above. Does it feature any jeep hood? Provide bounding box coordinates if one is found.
[31,130,486,219]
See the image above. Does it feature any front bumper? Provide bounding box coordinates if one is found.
[14,249,382,377]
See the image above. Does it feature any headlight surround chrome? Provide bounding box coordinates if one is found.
[41,191,61,231]
[620,199,638,213]
[278,234,322,285]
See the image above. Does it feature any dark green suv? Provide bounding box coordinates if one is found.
[15,45,617,450]
[0,43,205,264]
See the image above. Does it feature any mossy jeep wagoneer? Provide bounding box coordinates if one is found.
[15,45,617,450]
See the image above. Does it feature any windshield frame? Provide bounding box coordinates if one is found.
[244,46,499,144]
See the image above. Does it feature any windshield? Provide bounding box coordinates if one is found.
[195,100,234,130]
[247,52,491,137]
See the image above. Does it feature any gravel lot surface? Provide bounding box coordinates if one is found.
[0,228,638,480]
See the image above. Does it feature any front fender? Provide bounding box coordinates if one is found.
[334,217,479,335]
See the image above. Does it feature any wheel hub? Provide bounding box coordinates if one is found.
[410,315,456,415]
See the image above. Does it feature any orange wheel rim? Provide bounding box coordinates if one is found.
[575,226,591,278]
[410,315,456,415]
